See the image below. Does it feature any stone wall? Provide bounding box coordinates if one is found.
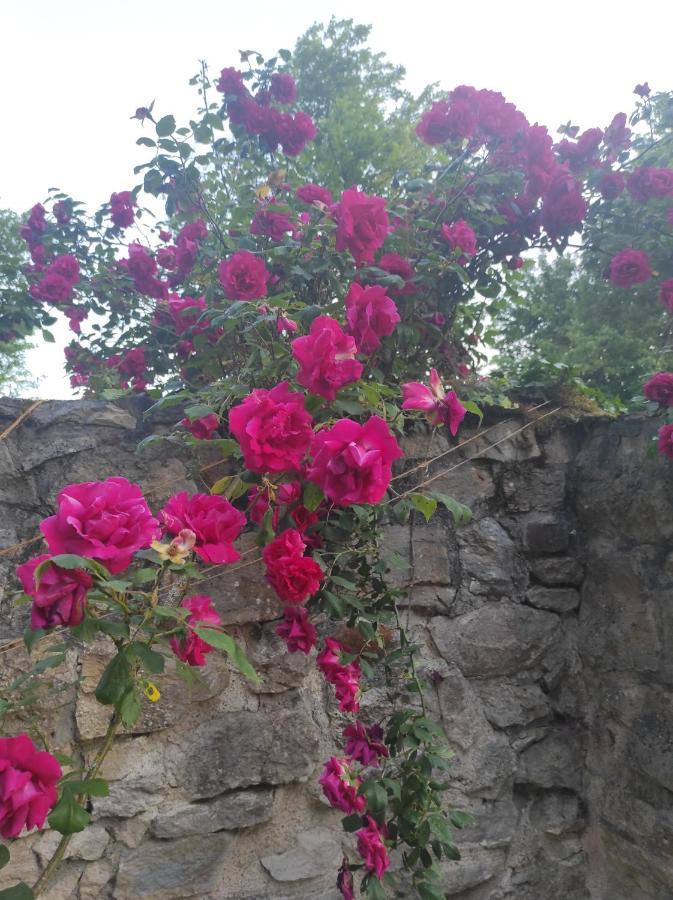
[0,398,671,899]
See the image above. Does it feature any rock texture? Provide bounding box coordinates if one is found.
[0,398,671,899]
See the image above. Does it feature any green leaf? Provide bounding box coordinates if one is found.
[129,642,165,674]
[41,329,55,343]
[429,492,472,526]
[409,493,438,522]
[40,554,107,579]
[97,619,130,640]
[461,400,483,424]
[0,884,34,900]
[302,481,325,512]
[366,878,387,900]
[341,813,363,832]
[184,403,215,418]
[152,605,183,620]
[136,136,156,147]
[23,627,45,653]
[119,688,141,727]
[65,778,109,797]
[358,779,387,817]
[194,627,261,684]
[95,651,132,705]
[449,809,473,828]
[155,114,176,137]
[48,790,90,834]
[0,845,9,870]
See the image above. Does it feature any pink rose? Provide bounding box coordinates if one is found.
[40,477,159,574]
[609,248,652,287]
[296,183,333,206]
[291,315,363,400]
[110,191,135,229]
[337,861,355,900]
[416,100,456,145]
[319,757,366,815]
[627,167,673,203]
[356,816,390,879]
[250,207,293,242]
[658,424,673,459]
[334,187,388,266]
[218,250,270,300]
[316,638,361,712]
[31,272,74,304]
[604,113,631,153]
[441,219,477,260]
[49,254,79,283]
[343,722,389,767]
[181,413,220,440]
[229,381,313,473]
[344,282,400,354]
[0,734,62,839]
[270,73,297,104]
[659,279,673,313]
[262,528,324,604]
[540,170,587,239]
[170,595,221,667]
[280,111,316,156]
[216,67,246,96]
[276,606,317,654]
[307,416,403,506]
[643,372,673,406]
[16,554,92,630]
[160,492,245,564]
[402,368,467,436]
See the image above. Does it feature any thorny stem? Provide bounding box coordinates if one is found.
[32,713,120,897]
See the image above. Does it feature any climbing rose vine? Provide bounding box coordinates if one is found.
[2,49,672,900]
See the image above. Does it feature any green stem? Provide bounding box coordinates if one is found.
[32,713,120,897]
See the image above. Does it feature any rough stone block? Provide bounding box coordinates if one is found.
[430,603,560,677]
[260,828,341,882]
[179,707,320,798]
[524,518,570,555]
[526,586,580,614]
[529,556,584,586]
[114,833,231,899]
[150,788,273,838]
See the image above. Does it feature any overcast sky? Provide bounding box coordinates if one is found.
[2,0,672,397]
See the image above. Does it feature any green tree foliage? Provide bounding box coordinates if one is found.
[493,255,667,404]
[0,208,37,395]
[289,18,434,192]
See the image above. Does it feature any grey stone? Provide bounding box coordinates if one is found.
[477,680,550,729]
[260,828,341,882]
[470,418,542,462]
[114,833,230,899]
[524,518,570,555]
[530,556,584,586]
[526,585,580,614]
[411,518,452,585]
[458,517,520,594]
[516,728,584,792]
[430,603,560,677]
[150,788,273,838]
[433,665,517,797]
[439,846,506,894]
[503,465,567,512]
[180,708,320,798]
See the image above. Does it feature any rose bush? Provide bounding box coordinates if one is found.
[4,43,673,900]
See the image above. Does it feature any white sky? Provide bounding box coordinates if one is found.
[2,0,672,398]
